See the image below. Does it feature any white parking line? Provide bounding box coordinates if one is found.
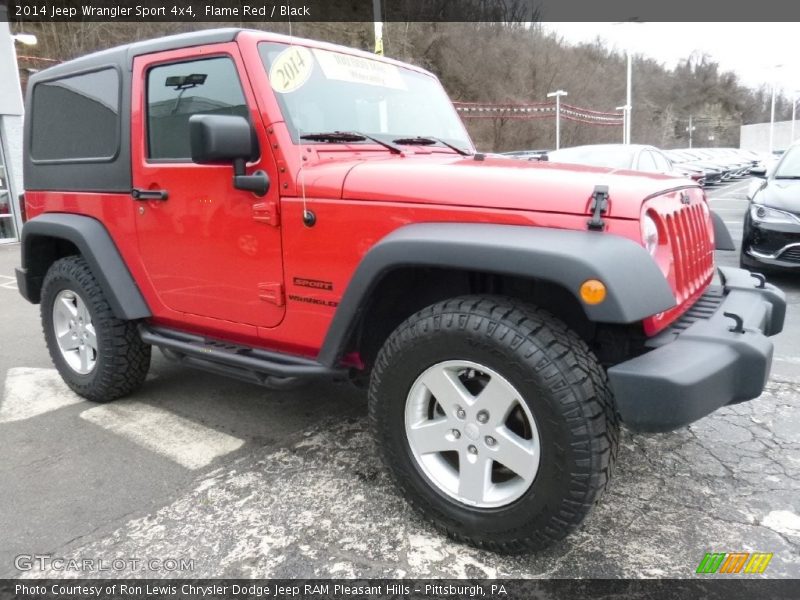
[0,275,17,290]
[775,355,800,365]
[80,401,245,469]
[0,367,84,424]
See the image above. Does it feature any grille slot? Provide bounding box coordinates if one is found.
[778,246,800,263]
[664,201,714,303]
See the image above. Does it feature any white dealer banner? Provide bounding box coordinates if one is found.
[312,48,406,90]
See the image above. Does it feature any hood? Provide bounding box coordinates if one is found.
[756,178,800,214]
[300,154,696,220]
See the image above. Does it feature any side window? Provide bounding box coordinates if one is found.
[147,57,248,160]
[637,151,658,173]
[31,68,119,162]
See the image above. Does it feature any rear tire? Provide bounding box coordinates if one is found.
[41,256,151,402]
[369,295,618,553]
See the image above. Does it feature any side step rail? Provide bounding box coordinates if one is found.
[139,324,346,386]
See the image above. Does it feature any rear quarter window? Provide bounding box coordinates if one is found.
[30,68,120,162]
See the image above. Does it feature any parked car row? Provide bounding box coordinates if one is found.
[666,147,766,182]
[502,144,768,188]
[540,144,704,183]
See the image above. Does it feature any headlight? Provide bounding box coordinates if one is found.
[642,214,659,255]
[750,204,800,225]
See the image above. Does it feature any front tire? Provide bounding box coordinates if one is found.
[369,296,618,552]
[41,256,151,402]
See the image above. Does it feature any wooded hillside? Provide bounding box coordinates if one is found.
[12,21,792,151]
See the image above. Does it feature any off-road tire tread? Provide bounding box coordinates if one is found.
[41,256,151,402]
[369,295,619,553]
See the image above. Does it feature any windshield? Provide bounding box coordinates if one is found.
[774,145,800,178]
[547,146,634,169]
[258,42,472,151]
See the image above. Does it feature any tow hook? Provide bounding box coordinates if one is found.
[750,272,766,289]
[724,312,746,334]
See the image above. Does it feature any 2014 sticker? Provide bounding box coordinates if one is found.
[269,46,314,94]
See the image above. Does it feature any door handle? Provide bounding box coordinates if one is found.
[132,188,169,201]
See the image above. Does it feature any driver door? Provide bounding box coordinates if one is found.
[131,44,285,328]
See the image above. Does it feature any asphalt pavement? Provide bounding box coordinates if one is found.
[1,179,798,579]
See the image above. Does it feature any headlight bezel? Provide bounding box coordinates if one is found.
[750,204,800,225]
[641,213,659,256]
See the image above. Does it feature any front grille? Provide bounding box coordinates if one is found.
[664,202,715,303]
[778,246,800,263]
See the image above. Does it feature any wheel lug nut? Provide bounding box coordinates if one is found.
[476,410,489,423]
[485,436,496,447]
[456,408,466,419]
[468,445,478,455]
[452,429,461,439]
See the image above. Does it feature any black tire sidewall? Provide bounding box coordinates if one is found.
[372,314,593,545]
[41,259,117,397]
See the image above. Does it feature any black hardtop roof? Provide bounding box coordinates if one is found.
[30,28,245,82]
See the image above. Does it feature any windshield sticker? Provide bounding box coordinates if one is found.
[270,46,314,94]
[312,48,406,90]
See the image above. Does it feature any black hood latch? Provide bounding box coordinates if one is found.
[587,185,609,231]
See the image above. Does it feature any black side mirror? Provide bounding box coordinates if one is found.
[189,114,269,196]
[749,165,767,178]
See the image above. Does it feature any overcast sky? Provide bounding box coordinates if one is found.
[545,23,800,96]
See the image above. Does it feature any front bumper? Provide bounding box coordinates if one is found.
[607,267,786,432]
[744,220,800,269]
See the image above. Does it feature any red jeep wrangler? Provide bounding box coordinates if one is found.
[16,29,785,552]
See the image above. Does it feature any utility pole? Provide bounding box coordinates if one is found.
[372,0,383,55]
[547,90,568,150]
[792,91,798,145]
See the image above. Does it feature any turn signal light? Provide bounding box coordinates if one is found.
[580,279,606,305]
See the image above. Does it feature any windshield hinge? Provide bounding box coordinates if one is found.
[258,282,284,306]
[253,200,280,227]
[587,185,609,231]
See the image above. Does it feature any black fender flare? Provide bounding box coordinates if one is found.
[17,213,151,320]
[317,222,676,366]
[710,210,736,251]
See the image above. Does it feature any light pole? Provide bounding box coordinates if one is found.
[792,91,799,144]
[612,22,643,144]
[616,104,630,144]
[769,64,782,154]
[625,51,632,144]
[686,116,696,148]
[547,90,567,150]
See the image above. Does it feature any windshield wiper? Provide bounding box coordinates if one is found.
[774,175,800,179]
[393,136,472,156]
[299,131,402,154]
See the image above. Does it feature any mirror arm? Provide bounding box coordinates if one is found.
[233,159,270,196]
